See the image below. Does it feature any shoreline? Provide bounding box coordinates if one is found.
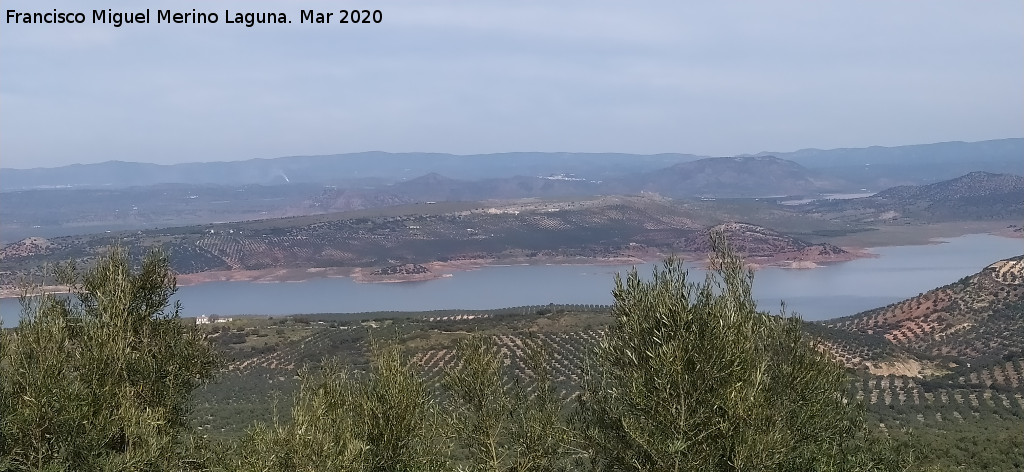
[2,229,1020,299]
[0,250,843,298]
[174,244,877,287]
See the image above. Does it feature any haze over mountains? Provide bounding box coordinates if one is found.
[748,138,1023,188]
[5,139,1021,190]
[2,139,1022,244]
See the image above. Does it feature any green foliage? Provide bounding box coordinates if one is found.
[572,234,906,471]
[0,247,219,471]
[234,340,449,472]
[884,418,1023,471]
[443,336,575,471]
[1,240,942,470]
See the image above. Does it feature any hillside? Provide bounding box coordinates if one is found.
[685,222,849,266]
[800,255,1024,470]
[0,237,54,260]
[3,170,1020,287]
[823,254,1024,362]
[767,138,1024,187]
[0,196,861,291]
[634,155,846,197]
[872,171,1023,201]
[804,172,1024,223]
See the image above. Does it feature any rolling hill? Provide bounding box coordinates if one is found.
[804,171,1024,223]
[871,171,1023,201]
[822,254,1024,364]
[0,195,861,291]
[634,155,846,197]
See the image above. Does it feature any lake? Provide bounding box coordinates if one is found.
[1,233,1021,325]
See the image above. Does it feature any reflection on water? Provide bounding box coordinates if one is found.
[2,234,1021,324]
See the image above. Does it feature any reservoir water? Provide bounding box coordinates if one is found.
[2,234,1021,325]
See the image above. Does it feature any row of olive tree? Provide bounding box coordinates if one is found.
[1,238,910,471]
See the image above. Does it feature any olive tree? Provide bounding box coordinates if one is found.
[572,234,907,471]
[443,336,575,472]
[0,247,220,471]
[235,340,449,472]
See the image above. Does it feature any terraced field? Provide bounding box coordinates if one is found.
[823,255,1024,360]
[186,301,1024,471]
[853,368,1024,426]
[412,329,604,399]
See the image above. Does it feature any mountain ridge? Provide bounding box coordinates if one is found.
[5,138,1020,191]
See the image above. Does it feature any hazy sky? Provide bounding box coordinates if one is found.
[1,1,1021,169]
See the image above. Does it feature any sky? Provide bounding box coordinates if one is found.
[1,1,1022,169]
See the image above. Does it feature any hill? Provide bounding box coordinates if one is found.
[685,222,849,267]
[0,196,863,291]
[0,237,54,260]
[823,254,1024,363]
[872,171,1023,201]
[0,183,325,242]
[804,255,1024,469]
[804,172,1024,223]
[766,138,1024,187]
[634,155,846,197]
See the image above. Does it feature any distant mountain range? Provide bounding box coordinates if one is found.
[3,152,701,190]
[755,138,1024,188]
[2,167,1020,243]
[3,137,1021,243]
[307,154,844,206]
[4,138,1021,191]
[290,154,1024,209]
